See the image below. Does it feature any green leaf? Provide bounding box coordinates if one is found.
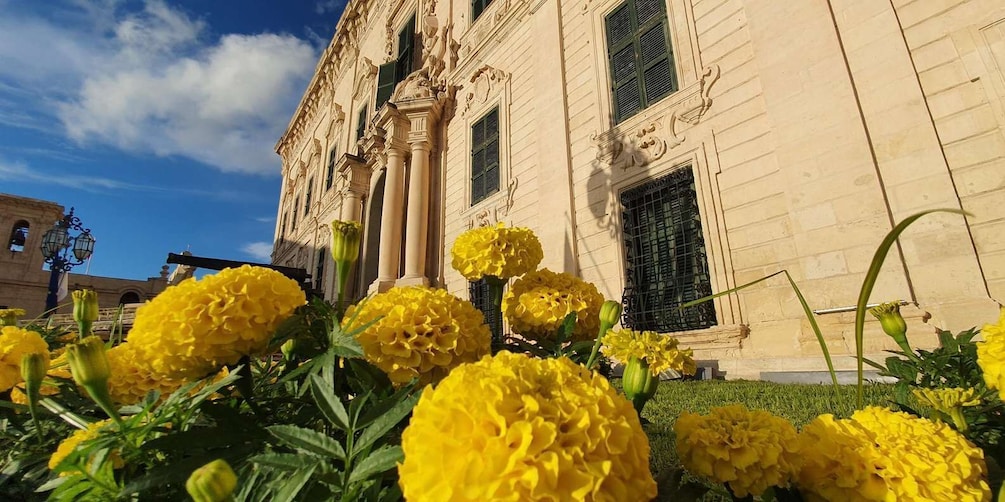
[347,445,403,484]
[252,452,320,471]
[555,312,577,344]
[311,374,351,431]
[782,270,840,393]
[271,463,319,502]
[352,393,418,458]
[267,425,346,461]
[853,208,968,407]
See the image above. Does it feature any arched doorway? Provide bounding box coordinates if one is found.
[119,291,141,305]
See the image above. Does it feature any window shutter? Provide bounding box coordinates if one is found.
[470,108,500,205]
[375,62,396,110]
[396,16,416,83]
[356,108,368,142]
[606,5,633,48]
[635,0,663,25]
[605,0,677,123]
[326,149,337,190]
[305,178,313,216]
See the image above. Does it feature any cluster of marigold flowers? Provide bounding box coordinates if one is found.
[675,404,991,500]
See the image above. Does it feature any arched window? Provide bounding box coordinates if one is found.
[8,220,29,253]
[119,291,141,305]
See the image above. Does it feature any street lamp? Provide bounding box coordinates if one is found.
[40,207,96,314]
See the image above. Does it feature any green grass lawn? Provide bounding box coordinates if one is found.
[637,379,896,474]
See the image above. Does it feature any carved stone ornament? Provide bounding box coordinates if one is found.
[458,0,531,60]
[354,58,378,100]
[463,66,508,116]
[297,159,308,180]
[592,115,681,170]
[678,65,720,125]
[465,177,518,228]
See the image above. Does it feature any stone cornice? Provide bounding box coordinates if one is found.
[276,0,378,162]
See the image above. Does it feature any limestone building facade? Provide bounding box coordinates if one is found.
[273,0,1005,378]
[0,193,170,319]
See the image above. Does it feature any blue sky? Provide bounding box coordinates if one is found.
[0,0,347,280]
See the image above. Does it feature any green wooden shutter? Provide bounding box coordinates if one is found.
[325,148,336,190]
[470,108,500,205]
[606,4,641,122]
[356,107,368,142]
[605,0,677,123]
[375,62,396,110]
[304,177,313,216]
[396,15,416,82]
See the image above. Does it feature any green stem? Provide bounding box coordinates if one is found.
[336,260,351,315]
[585,321,615,370]
[83,383,123,429]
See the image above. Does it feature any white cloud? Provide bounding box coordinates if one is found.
[242,241,274,261]
[0,1,319,175]
[255,216,276,223]
[0,158,158,192]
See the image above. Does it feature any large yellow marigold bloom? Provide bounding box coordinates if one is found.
[106,343,188,405]
[796,407,990,502]
[601,329,696,376]
[977,307,1005,399]
[127,265,306,379]
[344,286,491,386]
[501,269,604,342]
[0,326,49,392]
[450,223,543,281]
[675,405,799,497]
[48,419,123,474]
[398,351,656,501]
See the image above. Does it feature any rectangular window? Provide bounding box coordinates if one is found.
[469,278,501,337]
[470,108,500,205]
[375,14,417,110]
[472,0,494,21]
[605,0,678,123]
[280,213,288,241]
[292,197,299,230]
[620,167,716,332]
[304,177,314,216]
[315,247,327,291]
[326,148,337,191]
[356,107,368,142]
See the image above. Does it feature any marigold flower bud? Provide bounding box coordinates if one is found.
[280,338,297,360]
[622,356,659,414]
[599,300,623,328]
[330,220,362,265]
[66,336,110,388]
[20,352,49,391]
[72,289,99,336]
[0,308,27,327]
[869,301,913,356]
[186,459,238,502]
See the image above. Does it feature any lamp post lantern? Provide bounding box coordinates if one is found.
[40,207,95,314]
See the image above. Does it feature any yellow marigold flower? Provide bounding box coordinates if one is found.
[48,419,124,475]
[601,329,696,376]
[0,326,49,392]
[450,223,543,281]
[127,265,306,379]
[0,308,27,326]
[344,286,490,386]
[675,405,799,497]
[913,387,981,411]
[501,268,604,342]
[977,307,1005,400]
[796,407,990,502]
[106,343,187,405]
[399,351,657,501]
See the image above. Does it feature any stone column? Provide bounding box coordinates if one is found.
[398,138,431,285]
[396,97,442,287]
[370,108,410,294]
[338,154,370,222]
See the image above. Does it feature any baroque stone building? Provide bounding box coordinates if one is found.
[0,193,170,318]
[273,0,1005,378]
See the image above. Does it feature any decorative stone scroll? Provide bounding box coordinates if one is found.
[354,58,378,100]
[464,177,518,229]
[458,0,531,61]
[462,66,509,116]
[592,64,720,170]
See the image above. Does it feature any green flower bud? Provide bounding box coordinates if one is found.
[66,336,121,425]
[186,459,238,502]
[281,338,297,360]
[869,301,913,356]
[66,336,110,388]
[330,220,362,265]
[72,289,99,336]
[0,308,27,327]
[20,352,49,391]
[622,356,660,415]
[599,301,622,329]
